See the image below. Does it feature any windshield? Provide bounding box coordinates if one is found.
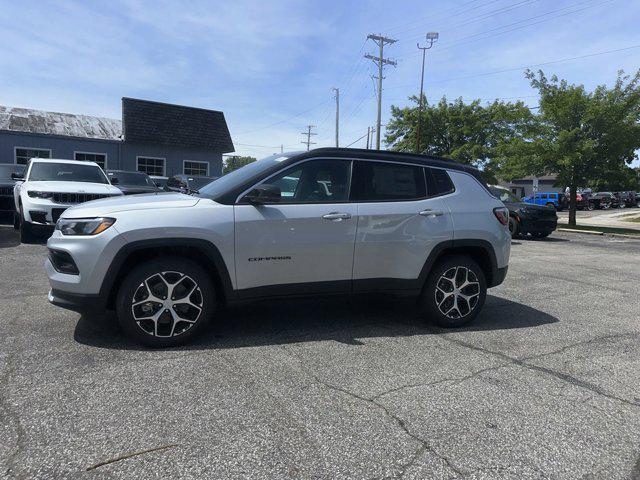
[110,171,155,187]
[490,186,521,203]
[0,164,24,179]
[198,153,296,198]
[189,177,215,190]
[28,162,109,184]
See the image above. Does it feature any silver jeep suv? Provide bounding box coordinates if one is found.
[46,148,511,347]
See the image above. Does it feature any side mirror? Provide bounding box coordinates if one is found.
[109,177,119,185]
[11,172,24,180]
[243,184,281,204]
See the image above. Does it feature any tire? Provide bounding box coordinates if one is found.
[18,207,35,243]
[587,203,594,211]
[13,212,20,230]
[116,257,215,347]
[508,217,518,238]
[533,231,552,239]
[421,255,487,328]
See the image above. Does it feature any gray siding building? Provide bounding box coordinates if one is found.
[0,98,234,177]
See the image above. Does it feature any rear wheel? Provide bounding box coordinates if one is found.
[421,255,487,328]
[116,257,215,347]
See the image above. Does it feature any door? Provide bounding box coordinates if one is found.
[234,159,357,293]
[350,161,453,290]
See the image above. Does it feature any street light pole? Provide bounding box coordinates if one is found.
[415,32,438,154]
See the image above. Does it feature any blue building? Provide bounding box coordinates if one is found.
[0,98,234,177]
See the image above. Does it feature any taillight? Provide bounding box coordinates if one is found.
[493,207,509,226]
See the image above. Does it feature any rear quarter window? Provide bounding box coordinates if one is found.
[425,168,455,197]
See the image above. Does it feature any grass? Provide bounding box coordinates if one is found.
[559,224,640,236]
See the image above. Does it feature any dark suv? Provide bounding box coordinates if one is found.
[164,174,217,194]
[106,170,160,195]
[490,186,557,239]
[0,163,25,216]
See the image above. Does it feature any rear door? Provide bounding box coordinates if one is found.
[234,159,357,293]
[351,160,453,290]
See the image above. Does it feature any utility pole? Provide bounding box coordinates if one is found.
[332,87,340,147]
[416,32,438,154]
[365,34,397,150]
[301,125,317,151]
[280,144,284,154]
[366,126,370,149]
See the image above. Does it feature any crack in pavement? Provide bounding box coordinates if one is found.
[426,328,640,409]
[279,345,468,479]
[0,355,27,480]
[85,444,178,471]
[522,332,640,362]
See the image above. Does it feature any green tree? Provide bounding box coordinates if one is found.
[498,70,640,226]
[223,155,256,174]
[385,96,536,182]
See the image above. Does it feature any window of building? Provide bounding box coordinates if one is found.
[15,147,51,165]
[75,152,106,169]
[183,160,208,176]
[351,161,426,201]
[137,156,165,176]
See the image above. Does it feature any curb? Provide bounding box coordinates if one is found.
[557,228,640,239]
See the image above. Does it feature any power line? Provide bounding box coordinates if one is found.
[234,100,329,136]
[385,44,640,90]
[346,129,372,148]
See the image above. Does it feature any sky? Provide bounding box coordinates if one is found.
[0,0,639,163]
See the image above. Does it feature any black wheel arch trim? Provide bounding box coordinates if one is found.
[99,238,234,308]
[417,239,501,289]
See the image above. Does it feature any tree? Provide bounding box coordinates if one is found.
[223,155,256,174]
[497,70,640,226]
[385,96,536,182]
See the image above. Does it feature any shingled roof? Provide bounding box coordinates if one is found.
[122,98,234,153]
[0,105,122,141]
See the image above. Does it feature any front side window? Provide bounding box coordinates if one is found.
[351,161,426,201]
[75,152,106,169]
[137,157,165,176]
[16,148,50,165]
[263,160,350,203]
[28,162,109,184]
[184,161,208,176]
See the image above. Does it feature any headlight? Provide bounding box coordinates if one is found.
[55,217,116,236]
[27,191,53,199]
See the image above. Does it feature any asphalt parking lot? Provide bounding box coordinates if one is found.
[1,225,639,479]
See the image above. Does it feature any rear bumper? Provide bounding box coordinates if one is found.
[489,266,508,288]
[518,217,557,233]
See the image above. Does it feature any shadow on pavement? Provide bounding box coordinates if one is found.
[74,294,559,351]
[0,225,20,248]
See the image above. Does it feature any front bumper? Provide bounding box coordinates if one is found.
[48,288,105,314]
[22,197,73,225]
[0,195,16,212]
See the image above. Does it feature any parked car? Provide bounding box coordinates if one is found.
[616,191,637,208]
[13,159,122,242]
[574,192,594,210]
[150,175,168,189]
[591,192,619,209]
[163,174,218,194]
[522,192,566,211]
[46,148,511,347]
[490,186,557,239]
[106,170,160,195]
[0,163,24,215]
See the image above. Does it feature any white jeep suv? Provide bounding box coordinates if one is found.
[45,148,511,347]
[14,159,122,242]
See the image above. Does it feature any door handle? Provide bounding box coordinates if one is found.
[419,209,444,217]
[322,212,352,221]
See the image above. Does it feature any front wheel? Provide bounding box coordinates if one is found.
[116,257,215,347]
[421,255,487,328]
[18,207,35,243]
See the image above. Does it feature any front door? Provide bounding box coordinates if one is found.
[234,159,357,293]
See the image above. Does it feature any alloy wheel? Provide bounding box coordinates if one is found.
[434,266,480,319]
[131,271,203,338]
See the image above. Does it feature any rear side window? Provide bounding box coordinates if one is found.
[425,168,455,196]
[351,161,426,201]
